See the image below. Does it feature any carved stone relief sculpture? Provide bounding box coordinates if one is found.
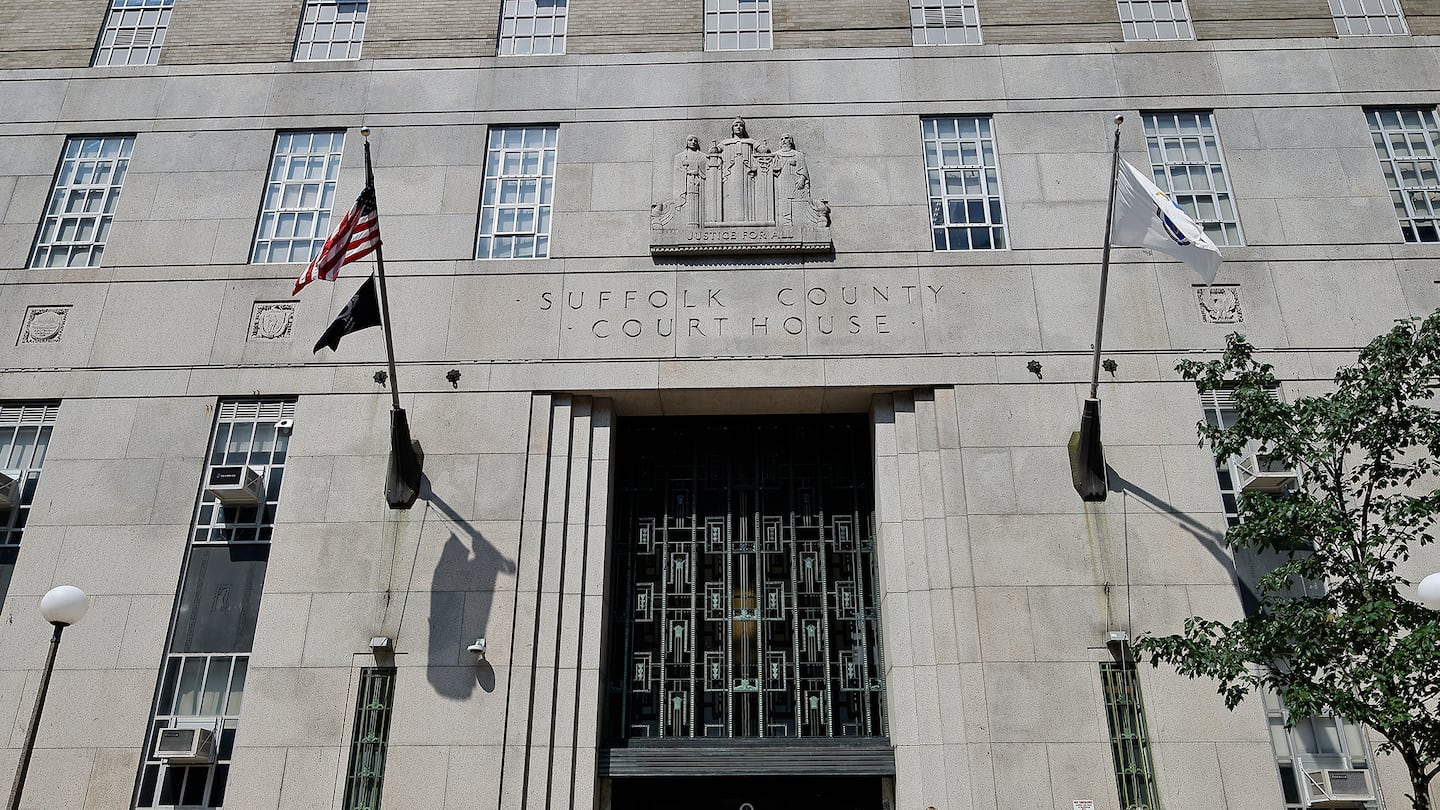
[651,118,832,255]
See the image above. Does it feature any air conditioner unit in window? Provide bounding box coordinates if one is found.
[154,726,217,764]
[205,465,264,506]
[1302,768,1376,807]
[1233,442,1300,493]
[0,471,16,510]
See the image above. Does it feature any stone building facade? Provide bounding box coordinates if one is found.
[1,1,1439,808]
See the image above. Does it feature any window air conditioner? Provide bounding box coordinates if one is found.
[1233,442,1299,493]
[1302,769,1376,807]
[154,726,217,764]
[0,471,15,510]
[205,465,265,506]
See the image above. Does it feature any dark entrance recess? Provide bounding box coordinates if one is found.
[602,415,893,779]
[610,775,884,810]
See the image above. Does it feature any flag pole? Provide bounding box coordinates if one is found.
[1070,114,1124,502]
[362,127,402,412]
[361,126,424,508]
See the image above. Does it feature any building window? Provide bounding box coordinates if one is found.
[138,654,248,808]
[910,0,982,45]
[1142,111,1243,246]
[1367,107,1440,243]
[476,125,557,260]
[704,0,772,51]
[92,0,174,66]
[1100,661,1162,810]
[922,115,1008,251]
[343,668,398,810]
[293,0,368,61]
[498,0,568,55]
[606,416,886,742]
[1116,0,1193,40]
[0,402,58,606]
[1330,0,1407,35]
[136,399,294,810]
[1262,690,1376,808]
[30,135,135,269]
[252,131,345,264]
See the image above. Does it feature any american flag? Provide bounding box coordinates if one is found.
[292,187,381,295]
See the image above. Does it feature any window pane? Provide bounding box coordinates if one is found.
[93,0,175,66]
[294,0,368,61]
[29,136,135,269]
[476,127,559,259]
[1142,111,1244,246]
[921,116,1008,252]
[1365,106,1440,243]
[251,131,346,264]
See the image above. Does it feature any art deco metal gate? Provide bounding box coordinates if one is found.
[606,416,885,742]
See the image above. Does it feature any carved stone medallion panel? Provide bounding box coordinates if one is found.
[1195,284,1243,324]
[651,118,833,256]
[18,305,70,344]
[249,301,296,342]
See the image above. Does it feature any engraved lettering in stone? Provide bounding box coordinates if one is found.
[651,118,832,255]
[560,284,932,340]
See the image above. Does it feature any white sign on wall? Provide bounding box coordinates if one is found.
[1073,801,1095,810]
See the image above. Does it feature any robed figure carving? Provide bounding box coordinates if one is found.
[650,117,832,255]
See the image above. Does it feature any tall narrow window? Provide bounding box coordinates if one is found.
[252,131,345,264]
[922,115,1008,251]
[294,0,369,61]
[1142,111,1243,246]
[498,0,568,55]
[93,0,174,66]
[30,135,135,269]
[1100,661,1162,810]
[1366,107,1440,243]
[476,125,557,260]
[910,0,982,45]
[1116,0,1193,40]
[1330,0,1407,35]
[704,0,772,51]
[0,402,59,606]
[135,400,294,810]
[343,668,398,810]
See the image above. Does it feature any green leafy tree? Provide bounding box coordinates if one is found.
[1137,311,1440,810]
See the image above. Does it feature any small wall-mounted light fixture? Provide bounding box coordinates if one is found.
[467,638,487,660]
[1102,358,1118,376]
[1026,360,1043,379]
[369,636,394,658]
[446,369,462,389]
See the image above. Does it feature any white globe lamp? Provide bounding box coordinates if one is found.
[39,585,89,626]
[1418,573,1440,611]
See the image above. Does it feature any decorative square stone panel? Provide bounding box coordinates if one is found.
[18,305,70,344]
[1195,284,1243,324]
[248,301,296,342]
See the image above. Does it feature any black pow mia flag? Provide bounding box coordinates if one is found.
[313,274,382,353]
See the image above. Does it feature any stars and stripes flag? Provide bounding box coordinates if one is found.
[292,187,381,295]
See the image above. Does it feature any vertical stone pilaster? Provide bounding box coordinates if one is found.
[501,394,614,810]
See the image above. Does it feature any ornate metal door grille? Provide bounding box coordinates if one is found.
[606,416,885,741]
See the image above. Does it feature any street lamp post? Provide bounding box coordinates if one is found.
[5,585,89,810]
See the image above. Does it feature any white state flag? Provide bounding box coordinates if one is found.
[1111,159,1223,284]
